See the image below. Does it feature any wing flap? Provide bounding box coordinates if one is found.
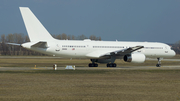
[116,46,144,54]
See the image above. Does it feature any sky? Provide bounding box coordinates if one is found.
[0,0,180,44]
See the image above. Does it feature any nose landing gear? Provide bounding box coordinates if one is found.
[156,58,161,67]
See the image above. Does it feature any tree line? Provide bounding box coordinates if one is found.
[0,33,101,56]
[172,41,180,54]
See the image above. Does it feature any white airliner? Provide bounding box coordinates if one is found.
[8,7,176,67]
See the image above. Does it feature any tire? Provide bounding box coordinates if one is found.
[113,63,117,67]
[156,64,161,67]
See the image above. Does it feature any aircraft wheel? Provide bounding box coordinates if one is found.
[156,64,161,67]
[113,63,117,67]
[107,63,110,67]
[109,63,113,67]
[156,58,161,67]
[89,63,98,67]
[107,64,109,67]
[95,64,98,67]
[89,63,92,67]
[107,63,116,67]
[89,63,94,67]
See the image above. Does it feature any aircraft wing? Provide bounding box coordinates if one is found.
[109,45,144,55]
[86,46,144,58]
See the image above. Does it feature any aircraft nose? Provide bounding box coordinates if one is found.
[171,50,176,57]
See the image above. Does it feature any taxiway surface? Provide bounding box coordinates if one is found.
[0,65,180,71]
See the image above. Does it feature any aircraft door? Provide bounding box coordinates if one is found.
[86,44,91,52]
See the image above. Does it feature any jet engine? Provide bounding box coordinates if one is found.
[123,53,146,63]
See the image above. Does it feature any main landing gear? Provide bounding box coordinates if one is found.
[88,63,117,67]
[107,63,117,67]
[89,63,98,67]
[88,58,117,67]
[156,58,161,67]
[89,59,98,67]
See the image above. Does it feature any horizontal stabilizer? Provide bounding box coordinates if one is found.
[6,43,21,46]
[31,41,48,48]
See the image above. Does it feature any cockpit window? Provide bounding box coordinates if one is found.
[168,45,173,50]
[171,47,173,50]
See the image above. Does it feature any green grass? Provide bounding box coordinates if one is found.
[0,56,180,100]
[171,54,180,59]
[1,69,180,101]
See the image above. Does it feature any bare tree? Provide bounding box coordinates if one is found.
[173,41,180,54]
[71,35,75,40]
[25,35,30,42]
[0,34,7,55]
[67,35,71,40]
[53,34,62,40]
[89,35,101,41]
[61,33,67,40]
[77,34,88,40]
[1,34,6,42]
[89,35,96,40]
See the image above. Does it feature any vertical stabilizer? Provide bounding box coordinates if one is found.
[19,7,54,42]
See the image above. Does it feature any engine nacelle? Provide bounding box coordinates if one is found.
[123,53,146,63]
